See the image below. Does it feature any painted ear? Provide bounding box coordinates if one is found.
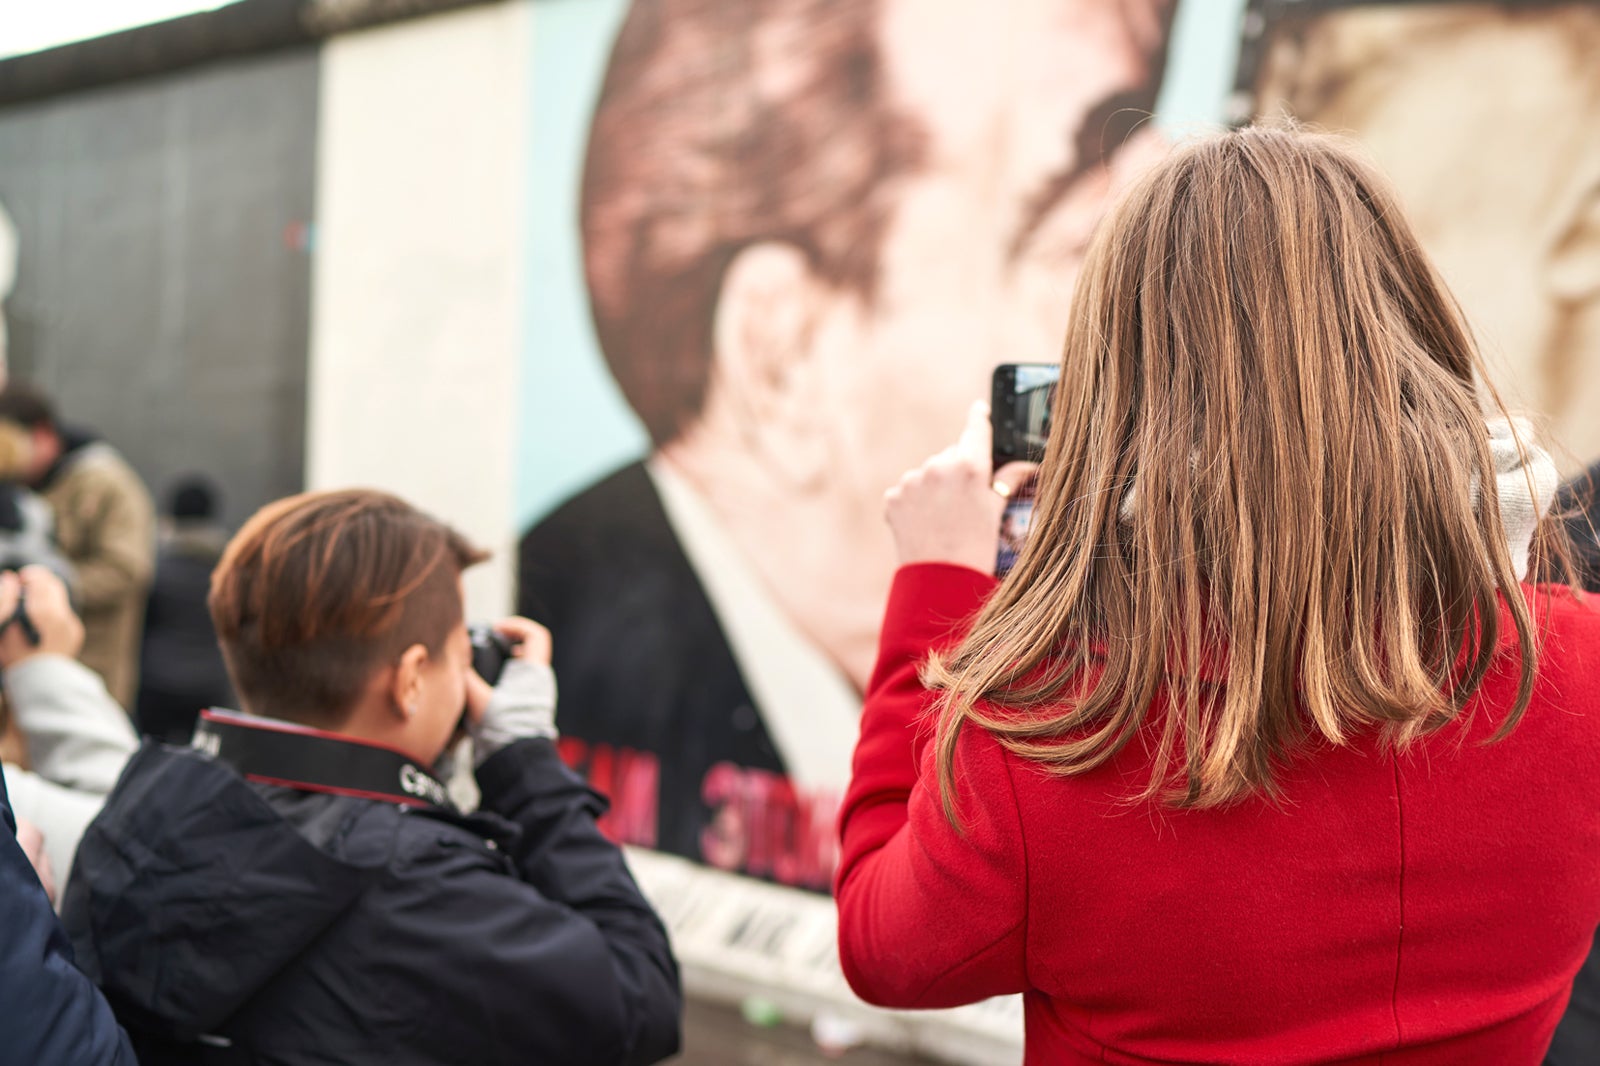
[710,241,830,489]
[390,644,429,721]
[1547,180,1600,304]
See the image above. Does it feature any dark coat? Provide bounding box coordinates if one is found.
[1556,458,1600,593]
[62,736,682,1065]
[0,766,134,1065]
[136,526,236,742]
[1548,456,1600,1066]
[517,462,787,861]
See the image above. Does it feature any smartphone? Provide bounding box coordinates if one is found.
[990,363,1060,467]
[990,364,1058,576]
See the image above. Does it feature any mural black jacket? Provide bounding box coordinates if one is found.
[61,735,682,1065]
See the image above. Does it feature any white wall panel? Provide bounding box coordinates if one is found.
[309,0,529,618]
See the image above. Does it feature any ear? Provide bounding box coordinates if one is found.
[711,241,832,489]
[389,644,429,722]
[1547,179,1600,304]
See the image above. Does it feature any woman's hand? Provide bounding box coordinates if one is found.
[0,567,85,670]
[885,401,1037,573]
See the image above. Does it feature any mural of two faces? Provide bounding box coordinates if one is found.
[518,0,1600,892]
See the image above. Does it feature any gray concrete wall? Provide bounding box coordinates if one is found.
[0,47,318,528]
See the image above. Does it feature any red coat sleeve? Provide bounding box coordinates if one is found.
[835,563,1030,1009]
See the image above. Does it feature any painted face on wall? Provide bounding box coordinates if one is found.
[526,0,1171,875]
[808,0,1169,659]
[580,0,1174,688]
[1254,5,1600,468]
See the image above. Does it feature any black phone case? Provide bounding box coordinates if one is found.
[991,363,1058,467]
[991,364,1022,468]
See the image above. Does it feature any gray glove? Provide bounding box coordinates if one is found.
[471,659,558,766]
[1475,417,1559,581]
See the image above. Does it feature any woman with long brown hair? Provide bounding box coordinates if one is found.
[835,127,1598,1063]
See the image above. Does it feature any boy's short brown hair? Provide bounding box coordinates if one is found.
[209,489,487,725]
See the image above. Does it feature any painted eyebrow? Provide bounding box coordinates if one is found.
[1005,87,1158,264]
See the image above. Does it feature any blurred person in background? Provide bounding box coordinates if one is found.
[0,418,74,585]
[836,128,1596,1062]
[520,0,1177,876]
[0,565,137,907]
[136,474,235,742]
[0,416,78,769]
[0,382,155,708]
[65,489,681,1065]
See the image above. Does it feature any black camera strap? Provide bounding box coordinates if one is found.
[193,709,454,811]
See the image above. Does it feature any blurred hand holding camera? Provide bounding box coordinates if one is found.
[0,567,85,669]
[466,616,557,766]
[886,401,1038,574]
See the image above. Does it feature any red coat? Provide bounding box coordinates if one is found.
[836,563,1600,1064]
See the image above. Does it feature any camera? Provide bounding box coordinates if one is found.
[468,624,516,686]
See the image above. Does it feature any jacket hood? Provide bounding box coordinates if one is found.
[64,743,383,1040]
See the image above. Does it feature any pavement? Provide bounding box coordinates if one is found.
[676,998,928,1065]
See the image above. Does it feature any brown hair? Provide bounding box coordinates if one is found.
[581,0,924,446]
[0,383,57,432]
[209,489,487,725]
[930,126,1564,816]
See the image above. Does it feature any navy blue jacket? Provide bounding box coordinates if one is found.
[63,736,681,1065]
[1547,458,1600,1065]
[0,767,134,1065]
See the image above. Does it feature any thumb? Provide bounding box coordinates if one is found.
[992,461,1040,499]
[955,400,994,472]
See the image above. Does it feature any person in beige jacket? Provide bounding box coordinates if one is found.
[0,386,154,708]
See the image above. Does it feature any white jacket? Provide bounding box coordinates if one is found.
[3,655,138,902]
